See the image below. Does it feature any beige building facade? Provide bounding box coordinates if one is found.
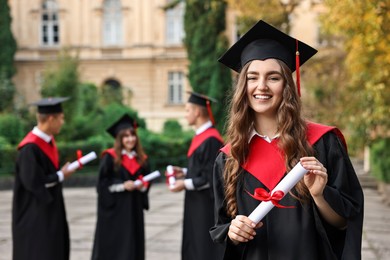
[10,0,191,131]
[9,0,322,132]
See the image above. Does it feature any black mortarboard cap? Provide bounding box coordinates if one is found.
[106,114,136,138]
[218,20,318,73]
[187,91,217,107]
[187,91,218,124]
[30,97,69,114]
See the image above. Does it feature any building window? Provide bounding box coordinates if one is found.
[165,1,185,45]
[168,72,184,104]
[41,0,59,46]
[103,0,122,46]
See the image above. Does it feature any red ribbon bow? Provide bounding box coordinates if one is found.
[246,188,295,208]
[137,175,149,188]
[77,150,83,169]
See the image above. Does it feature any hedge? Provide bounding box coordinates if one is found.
[370,138,390,183]
[0,130,193,181]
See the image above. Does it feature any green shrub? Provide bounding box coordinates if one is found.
[138,128,192,173]
[0,114,25,145]
[0,146,17,176]
[370,138,390,183]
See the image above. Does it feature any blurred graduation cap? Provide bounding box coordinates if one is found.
[30,97,69,114]
[106,114,136,138]
[187,91,217,125]
[218,20,317,96]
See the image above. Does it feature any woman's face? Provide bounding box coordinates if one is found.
[246,59,285,118]
[121,130,137,151]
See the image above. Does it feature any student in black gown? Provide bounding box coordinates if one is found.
[12,97,77,260]
[92,114,151,260]
[169,92,224,260]
[209,20,364,260]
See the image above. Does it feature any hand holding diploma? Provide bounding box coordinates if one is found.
[133,170,161,187]
[121,170,161,192]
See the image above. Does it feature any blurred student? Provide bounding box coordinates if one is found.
[92,114,151,260]
[169,92,224,260]
[13,97,76,260]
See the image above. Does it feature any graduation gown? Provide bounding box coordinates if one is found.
[92,149,151,260]
[182,127,224,260]
[209,123,364,260]
[12,132,70,260]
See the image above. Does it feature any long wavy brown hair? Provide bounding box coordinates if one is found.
[223,60,314,217]
[113,127,147,170]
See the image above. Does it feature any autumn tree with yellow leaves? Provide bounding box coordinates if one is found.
[321,0,390,146]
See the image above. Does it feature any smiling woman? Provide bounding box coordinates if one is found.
[209,20,364,260]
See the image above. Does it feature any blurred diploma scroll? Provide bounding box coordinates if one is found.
[67,151,98,171]
[166,165,176,188]
[134,170,161,187]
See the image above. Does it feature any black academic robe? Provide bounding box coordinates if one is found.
[12,134,70,260]
[210,124,364,260]
[92,150,151,260]
[182,127,224,260]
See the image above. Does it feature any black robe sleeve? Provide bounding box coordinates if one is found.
[209,152,247,259]
[312,132,364,259]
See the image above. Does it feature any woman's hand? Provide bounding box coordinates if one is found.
[123,180,136,191]
[300,157,327,198]
[169,179,185,192]
[172,166,185,178]
[300,157,347,229]
[228,215,262,245]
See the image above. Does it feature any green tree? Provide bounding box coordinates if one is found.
[41,49,80,124]
[322,0,390,147]
[184,0,231,132]
[0,0,17,111]
[0,72,16,111]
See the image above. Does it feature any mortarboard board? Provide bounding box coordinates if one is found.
[187,91,217,125]
[106,114,136,138]
[218,20,318,96]
[187,91,217,107]
[30,97,69,114]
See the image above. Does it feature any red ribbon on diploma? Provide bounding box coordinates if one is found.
[165,171,174,184]
[137,175,149,188]
[246,188,295,208]
[77,150,83,169]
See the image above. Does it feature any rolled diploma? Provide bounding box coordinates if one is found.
[67,151,97,171]
[134,170,161,187]
[248,162,308,224]
[166,165,176,187]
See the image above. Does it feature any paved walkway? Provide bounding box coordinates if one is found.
[1,164,390,259]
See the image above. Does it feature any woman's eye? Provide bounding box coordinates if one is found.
[269,76,281,81]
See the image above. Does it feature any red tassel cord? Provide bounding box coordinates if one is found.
[206,100,215,125]
[296,39,301,97]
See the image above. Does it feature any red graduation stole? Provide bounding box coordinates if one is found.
[18,132,59,169]
[220,122,346,191]
[103,148,142,175]
[187,127,223,157]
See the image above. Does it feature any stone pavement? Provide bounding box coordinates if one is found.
[1,164,390,260]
